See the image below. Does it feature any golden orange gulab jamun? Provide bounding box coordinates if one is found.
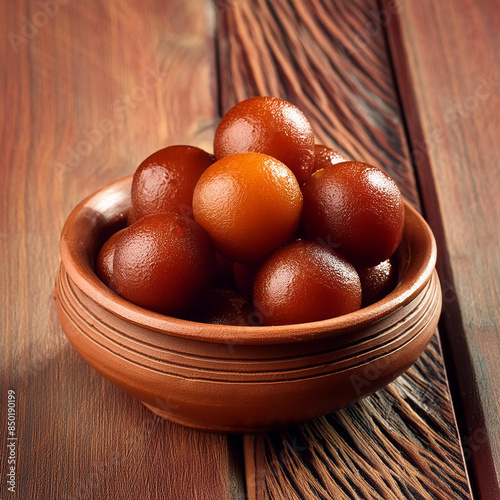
[193,152,303,263]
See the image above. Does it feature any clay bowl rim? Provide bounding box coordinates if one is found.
[59,175,437,345]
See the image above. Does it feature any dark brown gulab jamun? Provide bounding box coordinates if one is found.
[213,96,315,184]
[312,144,347,173]
[252,240,362,325]
[302,161,405,267]
[131,145,214,221]
[193,289,258,326]
[113,212,215,316]
[95,229,125,291]
[357,258,398,307]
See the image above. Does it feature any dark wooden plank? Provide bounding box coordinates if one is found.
[217,0,419,205]
[216,0,472,498]
[384,0,500,497]
[245,343,469,500]
[0,1,245,498]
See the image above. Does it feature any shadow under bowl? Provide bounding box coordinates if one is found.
[55,175,441,432]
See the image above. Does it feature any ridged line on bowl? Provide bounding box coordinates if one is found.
[59,263,434,365]
[57,264,440,384]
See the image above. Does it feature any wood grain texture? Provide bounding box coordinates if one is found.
[0,1,245,499]
[217,0,418,204]
[216,0,471,498]
[384,1,500,497]
[245,341,469,500]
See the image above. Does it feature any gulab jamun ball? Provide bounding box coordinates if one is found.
[357,258,398,308]
[95,229,125,291]
[113,212,215,316]
[302,161,405,267]
[93,96,408,323]
[214,96,315,184]
[312,144,347,173]
[193,152,303,263]
[253,240,362,325]
[131,145,214,221]
[193,289,257,326]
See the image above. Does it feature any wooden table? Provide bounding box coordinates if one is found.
[1,1,499,498]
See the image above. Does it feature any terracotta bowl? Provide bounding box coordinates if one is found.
[55,175,441,432]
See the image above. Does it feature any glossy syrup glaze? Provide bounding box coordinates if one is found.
[214,96,315,184]
[253,240,362,325]
[131,145,214,220]
[302,161,405,267]
[312,144,347,173]
[193,152,303,263]
[113,212,215,316]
